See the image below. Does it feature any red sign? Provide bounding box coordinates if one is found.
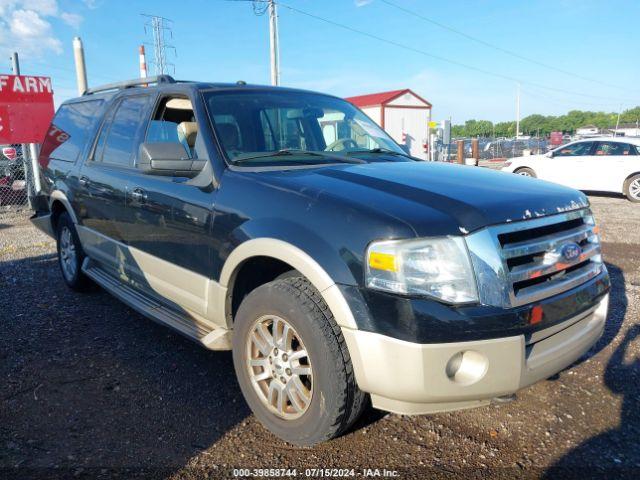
[39,124,70,169]
[550,131,563,146]
[0,75,54,144]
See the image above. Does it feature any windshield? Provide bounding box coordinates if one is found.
[204,90,407,166]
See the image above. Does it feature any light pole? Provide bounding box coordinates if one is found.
[268,0,280,86]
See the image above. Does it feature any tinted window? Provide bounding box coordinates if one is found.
[41,100,103,163]
[555,142,594,157]
[594,141,637,156]
[101,96,150,166]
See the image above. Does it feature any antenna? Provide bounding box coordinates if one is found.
[141,14,176,75]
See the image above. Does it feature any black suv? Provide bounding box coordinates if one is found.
[32,76,610,446]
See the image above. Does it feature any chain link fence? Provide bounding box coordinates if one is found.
[0,144,36,214]
[432,136,565,168]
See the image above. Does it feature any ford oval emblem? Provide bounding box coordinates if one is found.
[561,242,582,261]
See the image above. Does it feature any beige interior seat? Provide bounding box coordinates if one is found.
[177,121,198,148]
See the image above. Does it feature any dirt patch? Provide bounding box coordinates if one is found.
[1,195,639,479]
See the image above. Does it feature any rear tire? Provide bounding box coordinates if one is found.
[514,167,537,178]
[56,212,92,291]
[624,174,640,202]
[232,276,366,446]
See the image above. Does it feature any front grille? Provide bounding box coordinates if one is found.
[493,209,602,307]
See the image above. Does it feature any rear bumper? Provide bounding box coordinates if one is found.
[343,294,608,415]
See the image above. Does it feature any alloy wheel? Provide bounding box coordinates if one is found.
[630,178,640,200]
[246,315,313,420]
[59,226,77,281]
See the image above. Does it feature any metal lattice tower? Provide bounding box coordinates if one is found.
[142,14,176,75]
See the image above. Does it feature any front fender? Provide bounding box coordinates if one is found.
[218,219,361,329]
[221,217,360,287]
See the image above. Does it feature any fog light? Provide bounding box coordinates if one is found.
[445,350,488,385]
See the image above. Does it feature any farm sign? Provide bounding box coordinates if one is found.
[0,75,54,144]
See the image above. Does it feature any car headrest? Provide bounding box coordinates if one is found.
[177,122,198,148]
[216,122,240,150]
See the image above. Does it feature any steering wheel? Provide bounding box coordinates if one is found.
[325,138,359,152]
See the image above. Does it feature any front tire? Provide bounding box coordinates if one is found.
[514,167,537,178]
[232,277,366,446]
[56,212,91,291]
[624,174,640,202]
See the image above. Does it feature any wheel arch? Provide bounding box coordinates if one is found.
[50,190,78,229]
[623,171,640,187]
[513,165,535,174]
[219,238,358,330]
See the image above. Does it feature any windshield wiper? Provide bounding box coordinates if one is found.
[346,147,411,158]
[233,149,365,164]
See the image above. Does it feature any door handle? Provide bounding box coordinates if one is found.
[130,188,147,204]
[79,176,89,187]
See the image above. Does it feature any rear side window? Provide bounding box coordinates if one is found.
[41,100,103,163]
[97,96,150,167]
[594,141,637,156]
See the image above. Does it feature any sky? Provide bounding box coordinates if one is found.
[2,0,640,123]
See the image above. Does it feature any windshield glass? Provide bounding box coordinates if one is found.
[204,90,406,166]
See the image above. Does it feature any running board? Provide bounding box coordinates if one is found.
[82,260,232,350]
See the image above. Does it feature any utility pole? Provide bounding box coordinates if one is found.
[614,104,622,137]
[515,83,521,140]
[10,52,20,76]
[10,52,41,204]
[142,14,176,75]
[268,0,280,86]
[73,37,88,95]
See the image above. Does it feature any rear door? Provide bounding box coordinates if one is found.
[583,141,639,192]
[76,94,153,270]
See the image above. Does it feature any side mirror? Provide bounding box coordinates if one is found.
[544,151,554,158]
[138,142,205,177]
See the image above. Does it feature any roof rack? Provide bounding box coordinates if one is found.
[83,75,176,96]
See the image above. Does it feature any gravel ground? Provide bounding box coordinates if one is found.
[1,196,639,479]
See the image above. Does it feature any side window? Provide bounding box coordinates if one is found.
[41,100,103,163]
[100,96,150,167]
[146,96,199,159]
[594,141,636,156]
[555,142,594,157]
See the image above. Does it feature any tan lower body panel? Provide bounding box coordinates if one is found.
[344,294,609,415]
[76,225,228,328]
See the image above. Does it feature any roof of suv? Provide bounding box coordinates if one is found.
[571,136,640,145]
[66,75,337,105]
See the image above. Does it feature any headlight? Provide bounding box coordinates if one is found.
[365,237,478,303]
[584,214,603,265]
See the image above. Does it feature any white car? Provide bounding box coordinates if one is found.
[501,137,640,202]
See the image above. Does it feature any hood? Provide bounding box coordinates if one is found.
[255,161,589,235]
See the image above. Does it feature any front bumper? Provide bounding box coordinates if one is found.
[342,294,608,415]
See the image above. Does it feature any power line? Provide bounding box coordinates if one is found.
[521,86,625,110]
[379,0,630,93]
[224,0,640,103]
[273,1,640,103]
